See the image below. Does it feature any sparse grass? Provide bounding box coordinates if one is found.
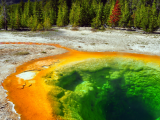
[11,30,59,38]
[52,26,58,29]
[41,51,47,54]
[91,28,97,32]
[140,42,148,45]
[153,35,159,38]
[51,29,59,32]
[144,33,160,38]
[26,31,53,38]
[50,38,55,40]
[22,33,29,35]
[97,26,106,32]
[0,30,12,32]
[71,27,79,31]
[125,31,134,34]
[1,28,59,39]
[64,27,69,30]
[4,60,10,62]
[129,48,133,50]
[47,47,55,50]
[81,33,87,35]
[97,29,106,32]
[11,31,32,37]
[90,43,96,45]
[14,51,30,55]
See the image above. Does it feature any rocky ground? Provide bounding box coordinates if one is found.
[0,27,160,119]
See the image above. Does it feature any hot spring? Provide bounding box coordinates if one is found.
[2,43,160,120]
[44,57,160,120]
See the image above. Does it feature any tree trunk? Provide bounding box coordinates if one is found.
[1,0,8,30]
[5,17,7,30]
[4,12,7,30]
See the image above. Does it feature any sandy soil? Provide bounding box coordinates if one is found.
[0,27,160,119]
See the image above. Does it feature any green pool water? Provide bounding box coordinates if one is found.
[43,57,160,120]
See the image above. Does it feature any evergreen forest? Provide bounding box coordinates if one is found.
[1,0,160,33]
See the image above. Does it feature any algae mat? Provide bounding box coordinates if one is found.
[2,42,160,120]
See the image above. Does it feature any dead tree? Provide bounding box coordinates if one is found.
[1,0,8,30]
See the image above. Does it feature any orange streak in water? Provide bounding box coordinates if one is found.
[2,42,160,120]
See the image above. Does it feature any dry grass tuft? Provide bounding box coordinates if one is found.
[14,51,30,55]
[4,60,10,62]
[90,43,96,45]
[91,28,97,32]
[71,27,79,31]
[41,51,47,54]
[64,27,69,30]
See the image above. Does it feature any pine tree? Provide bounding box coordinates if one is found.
[69,2,81,27]
[107,1,115,26]
[19,0,25,13]
[148,0,158,32]
[90,0,98,20]
[21,12,27,28]
[32,15,38,31]
[134,5,141,28]
[36,1,43,25]
[91,2,103,29]
[56,1,69,27]
[41,0,47,7]
[79,0,91,26]
[8,4,21,30]
[28,15,37,31]
[56,4,63,26]
[139,0,159,33]
[50,0,58,22]
[43,17,52,30]
[37,23,43,31]
[14,4,21,29]
[119,0,130,27]
[49,6,56,25]
[0,0,8,30]
[20,1,32,28]
[0,5,5,29]
[31,0,38,31]
[43,1,51,30]
[25,0,32,28]
[134,2,146,29]
[43,0,56,26]
[32,0,38,17]
[102,2,111,25]
[19,0,25,29]
[109,0,121,27]
[28,15,33,29]
[27,0,32,17]
[157,12,160,27]
[20,2,28,28]
[140,4,150,32]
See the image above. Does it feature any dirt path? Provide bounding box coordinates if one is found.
[0,27,160,119]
